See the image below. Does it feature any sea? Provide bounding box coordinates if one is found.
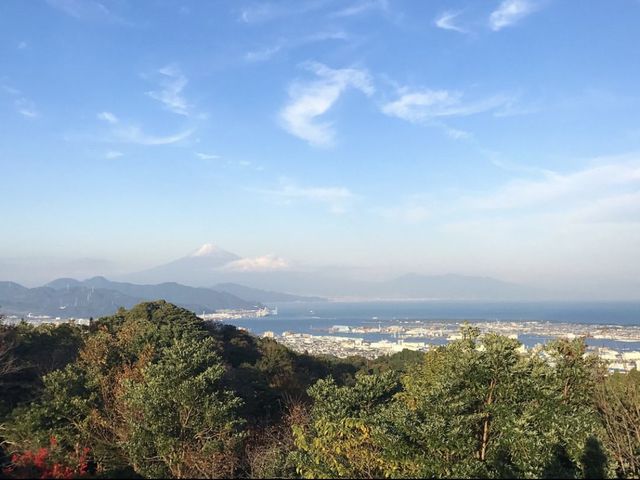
[222,300,640,352]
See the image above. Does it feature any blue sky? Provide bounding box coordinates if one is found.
[1,0,640,295]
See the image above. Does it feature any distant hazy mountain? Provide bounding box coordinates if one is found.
[125,244,241,285]
[0,281,141,317]
[0,276,263,318]
[120,244,547,300]
[213,283,326,303]
[221,272,540,300]
[46,277,259,312]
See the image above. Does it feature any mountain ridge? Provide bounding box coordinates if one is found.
[114,243,551,300]
[0,277,263,318]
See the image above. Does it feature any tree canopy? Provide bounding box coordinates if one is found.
[1,302,638,479]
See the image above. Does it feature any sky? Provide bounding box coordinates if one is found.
[1,0,640,296]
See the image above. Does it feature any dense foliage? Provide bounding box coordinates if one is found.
[1,302,639,478]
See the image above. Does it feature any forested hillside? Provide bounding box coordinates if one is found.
[1,301,639,479]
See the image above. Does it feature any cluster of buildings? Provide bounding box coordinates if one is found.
[592,347,640,372]
[4,307,273,325]
[7,311,640,372]
[199,307,272,321]
[265,331,430,359]
[320,320,640,344]
[265,327,640,372]
[1,313,92,326]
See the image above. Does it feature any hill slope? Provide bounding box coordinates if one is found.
[0,277,261,318]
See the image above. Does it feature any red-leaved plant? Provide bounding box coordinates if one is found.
[2,436,91,479]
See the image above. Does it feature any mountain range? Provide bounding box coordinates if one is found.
[121,243,545,300]
[0,244,551,319]
[0,277,318,318]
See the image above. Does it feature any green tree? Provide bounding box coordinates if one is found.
[290,327,608,479]
[3,302,245,478]
[291,371,405,478]
[119,337,244,478]
[595,369,640,477]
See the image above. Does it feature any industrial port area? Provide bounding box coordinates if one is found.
[7,310,640,373]
[260,319,640,372]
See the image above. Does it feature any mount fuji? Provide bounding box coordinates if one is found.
[124,244,241,285]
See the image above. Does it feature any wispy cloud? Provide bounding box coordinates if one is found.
[146,64,190,116]
[569,191,640,224]
[260,178,356,214]
[225,254,290,272]
[280,62,374,147]
[444,126,472,140]
[245,43,284,62]
[238,3,278,23]
[97,111,118,124]
[104,150,123,159]
[15,98,39,118]
[466,158,640,211]
[435,11,467,33]
[332,0,389,17]
[45,0,126,24]
[113,125,194,146]
[1,85,20,96]
[239,1,328,24]
[245,31,349,63]
[195,152,220,160]
[382,88,510,123]
[376,155,640,238]
[489,0,538,31]
[2,83,39,118]
[95,111,191,145]
[306,31,350,42]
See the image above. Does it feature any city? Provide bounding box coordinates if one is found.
[259,319,640,372]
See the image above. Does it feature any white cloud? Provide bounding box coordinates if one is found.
[382,88,510,123]
[146,64,190,116]
[195,152,220,160]
[245,44,284,62]
[489,0,537,31]
[97,111,118,124]
[45,0,125,23]
[571,191,640,224]
[2,84,39,118]
[95,110,192,146]
[435,11,466,33]
[239,1,328,24]
[444,126,472,140]
[332,0,389,17]
[261,178,355,214]
[1,84,20,96]
[113,125,193,146]
[306,31,350,42]
[378,155,640,227]
[239,3,278,23]
[468,160,640,211]
[15,98,39,118]
[225,254,290,272]
[244,31,348,64]
[280,62,374,147]
[104,150,123,159]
